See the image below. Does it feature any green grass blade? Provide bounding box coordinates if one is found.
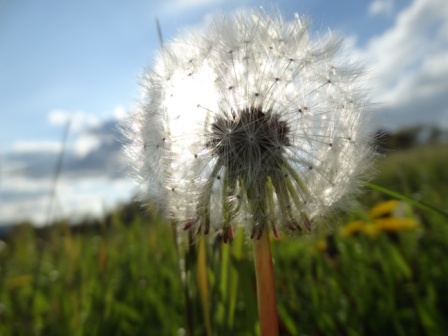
[364,182,448,219]
[228,228,244,328]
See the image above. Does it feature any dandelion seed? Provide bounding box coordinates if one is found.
[122,9,374,240]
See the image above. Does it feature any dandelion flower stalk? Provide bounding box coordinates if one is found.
[123,8,373,334]
[253,224,278,334]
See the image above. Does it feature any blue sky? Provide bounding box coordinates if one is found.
[1,0,447,225]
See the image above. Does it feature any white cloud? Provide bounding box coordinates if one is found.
[48,109,70,125]
[1,115,132,225]
[44,106,127,158]
[73,134,101,158]
[0,195,49,225]
[48,106,128,132]
[113,105,127,120]
[161,0,250,15]
[368,0,394,16]
[48,109,101,133]
[1,176,52,193]
[169,0,224,11]
[11,141,62,153]
[0,175,135,226]
[362,0,448,128]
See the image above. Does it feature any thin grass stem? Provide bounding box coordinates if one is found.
[364,182,448,219]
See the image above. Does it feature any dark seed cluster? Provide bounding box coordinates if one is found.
[209,106,290,179]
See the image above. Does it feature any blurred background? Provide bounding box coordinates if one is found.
[1,0,447,227]
[1,1,448,335]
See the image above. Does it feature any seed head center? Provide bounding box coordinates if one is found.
[210,106,290,177]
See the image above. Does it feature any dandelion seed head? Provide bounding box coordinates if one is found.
[122,9,375,239]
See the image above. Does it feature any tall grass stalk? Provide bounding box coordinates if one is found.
[26,120,70,332]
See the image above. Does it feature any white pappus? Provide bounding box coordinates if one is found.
[122,9,375,241]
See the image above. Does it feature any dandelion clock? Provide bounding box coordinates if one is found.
[122,9,374,335]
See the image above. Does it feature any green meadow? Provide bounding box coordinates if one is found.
[1,143,447,335]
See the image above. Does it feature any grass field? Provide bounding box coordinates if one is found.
[1,144,447,335]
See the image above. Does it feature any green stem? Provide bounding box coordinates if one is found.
[253,225,279,336]
[364,182,448,219]
[197,236,212,336]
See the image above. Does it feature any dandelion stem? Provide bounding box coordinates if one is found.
[196,236,212,336]
[253,226,279,336]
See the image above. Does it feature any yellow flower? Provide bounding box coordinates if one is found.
[374,217,418,232]
[341,200,419,239]
[340,220,365,237]
[362,223,381,238]
[368,200,400,218]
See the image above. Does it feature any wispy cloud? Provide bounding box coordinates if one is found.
[168,0,225,11]
[48,109,101,133]
[12,141,62,153]
[161,0,249,15]
[368,0,394,17]
[363,0,448,128]
[1,116,133,225]
[0,176,134,226]
[73,134,101,158]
